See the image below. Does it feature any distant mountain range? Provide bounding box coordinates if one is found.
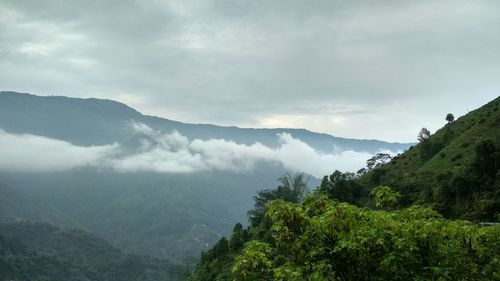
[0,91,409,153]
[0,91,412,261]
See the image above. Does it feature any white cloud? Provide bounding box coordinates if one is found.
[0,124,389,177]
[115,123,378,177]
[0,129,118,172]
[272,133,374,176]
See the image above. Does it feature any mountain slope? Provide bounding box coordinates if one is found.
[0,181,80,228]
[373,96,499,181]
[0,167,288,261]
[0,222,186,281]
[348,96,500,220]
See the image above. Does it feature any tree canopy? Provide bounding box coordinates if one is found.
[446,113,455,123]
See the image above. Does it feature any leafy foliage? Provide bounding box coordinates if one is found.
[248,173,309,227]
[417,127,431,143]
[318,171,362,205]
[188,174,310,281]
[191,193,500,280]
[369,185,400,209]
[366,153,392,171]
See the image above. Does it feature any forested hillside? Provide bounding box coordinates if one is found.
[0,167,290,261]
[0,222,187,281]
[190,193,500,280]
[352,96,500,220]
[189,97,500,280]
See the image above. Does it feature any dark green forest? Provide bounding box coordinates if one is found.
[0,222,187,281]
[189,97,500,280]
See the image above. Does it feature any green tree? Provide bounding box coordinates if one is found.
[214,237,229,259]
[232,241,273,281]
[418,127,434,160]
[248,173,309,226]
[474,139,500,179]
[277,172,309,203]
[366,153,392,170]
[446,113,455,123]
[417,127,431,142]
[370,185,400,209]
[229,223,245,252]
[318,170,361,204]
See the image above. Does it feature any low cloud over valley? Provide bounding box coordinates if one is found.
[0,123,388,177]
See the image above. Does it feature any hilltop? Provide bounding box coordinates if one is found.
[357,96,500,220]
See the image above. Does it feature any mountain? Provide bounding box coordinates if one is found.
[0,181,81,228]
[0,222,186,281]
[0,91,409,153]
[188,96,500,281]
[0,168,288,261]
[0,91,411,262]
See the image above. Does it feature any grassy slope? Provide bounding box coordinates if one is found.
[360,96,500,217]
[386,96,499,178]
[419,100,500,174]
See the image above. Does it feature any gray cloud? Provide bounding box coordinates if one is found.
[0,0,499,142]
[0,124,386,177]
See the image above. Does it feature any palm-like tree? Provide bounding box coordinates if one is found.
[277,172,309,203]
[248,172,309,226]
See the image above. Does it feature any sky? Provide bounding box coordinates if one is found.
[1,0,499,142]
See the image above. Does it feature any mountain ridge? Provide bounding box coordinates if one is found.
[0,91,411,152]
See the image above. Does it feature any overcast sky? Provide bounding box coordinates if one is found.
[1,0,499,142]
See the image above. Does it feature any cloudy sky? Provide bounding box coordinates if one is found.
[1,0,499,142]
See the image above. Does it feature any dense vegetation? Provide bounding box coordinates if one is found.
[189,97,500,280]
[190,187,500,281]
[0,222,187,281]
